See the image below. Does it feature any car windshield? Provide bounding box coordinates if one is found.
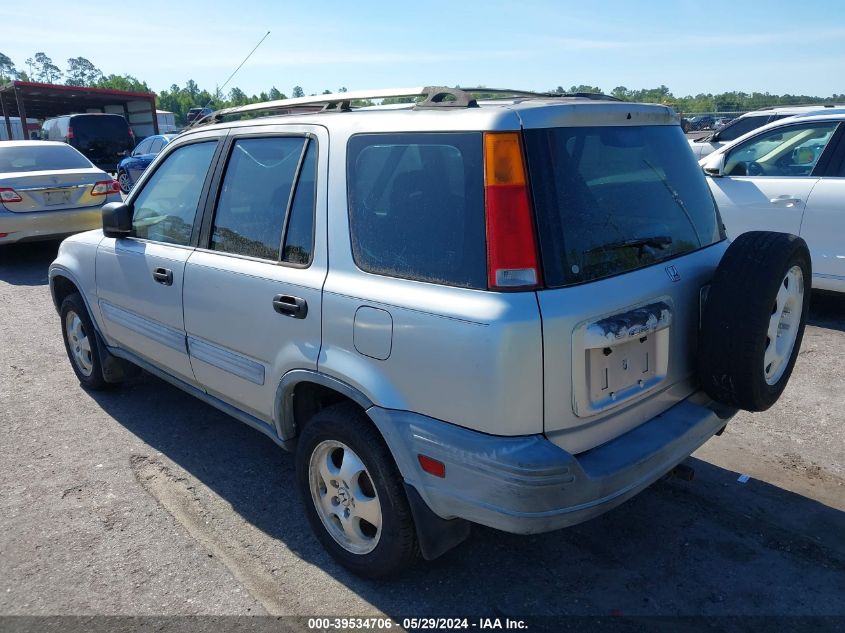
[0,144,93,173]
[524,125,723,287]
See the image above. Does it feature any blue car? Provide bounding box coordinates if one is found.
[116,134,177,193]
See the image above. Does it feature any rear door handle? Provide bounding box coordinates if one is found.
[272,294,307,319]
[769,195,802,207]
[152,267,173,286]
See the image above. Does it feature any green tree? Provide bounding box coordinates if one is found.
[228,86,248,105]
[95,74,151,93]
[0,52,18,81]
[268,86,284,100]
[292,85,304,98]
[65,57,102,86]
[34,52,62,83]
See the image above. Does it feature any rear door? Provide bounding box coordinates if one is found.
[182,125,326,423]
[798,127,845,291]
[126,137,155,181]
[96,131,224,385]
[707,120,840,239]
[523,123,726,454]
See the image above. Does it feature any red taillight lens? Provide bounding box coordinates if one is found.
[0,187,23,203]
[67,125,74,140]
[483,132,542,290]
[91,180,120,196]
[418,454,446,478]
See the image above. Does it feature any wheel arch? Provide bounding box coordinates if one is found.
[274,370,375,442]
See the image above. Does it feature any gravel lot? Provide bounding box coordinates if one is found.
[1,240,844,622]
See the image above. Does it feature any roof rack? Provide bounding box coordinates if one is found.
[189,86,621,128]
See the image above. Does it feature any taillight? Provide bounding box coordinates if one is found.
[67,125,74,140]
[483,132,542,290]
[91,180,120,196]
[0,187,23,203]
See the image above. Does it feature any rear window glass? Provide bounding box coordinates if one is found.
[0,144,92,172]
[347,133,486,289]
[71,115,131,144]
[524,125,723,287]
[717,115,770,142]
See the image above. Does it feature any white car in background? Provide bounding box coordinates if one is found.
[0,141,121,245]
[701,112,845,292]
[689,104,845,159]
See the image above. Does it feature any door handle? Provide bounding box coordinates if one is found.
[152,267,173,286]
[769,195,802,207]
[272,294,308,319]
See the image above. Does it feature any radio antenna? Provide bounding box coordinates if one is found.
[203,30,271,110]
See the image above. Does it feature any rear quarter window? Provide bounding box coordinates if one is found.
[347,133,486,289]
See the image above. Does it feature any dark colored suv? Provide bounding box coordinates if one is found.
[41,114,134,173]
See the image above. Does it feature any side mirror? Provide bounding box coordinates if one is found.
[702,153,725,177]
[102,202,133,238]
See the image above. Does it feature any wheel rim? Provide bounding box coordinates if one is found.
[118,172,131,193]
[308,440,382,555]
[764,265,804,385]
[65,310,94,377]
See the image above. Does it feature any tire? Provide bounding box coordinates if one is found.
[699,231,811,412]
[296,402,418,578]
[60,292,111,390]
[117,170,131,194]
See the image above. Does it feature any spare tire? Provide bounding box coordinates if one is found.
[699,231,811,412]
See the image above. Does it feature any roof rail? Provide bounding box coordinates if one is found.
[188,86,622,128]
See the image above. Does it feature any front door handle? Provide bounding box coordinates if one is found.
[272,294,308,319]
[769,195,802,207]
[152,267,173,286]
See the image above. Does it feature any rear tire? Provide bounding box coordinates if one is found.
[296,402,419,578]
[60,292,111,390]
[699,231,811,412]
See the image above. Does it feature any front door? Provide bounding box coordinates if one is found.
[96,136,222,384]
[183,126,327,422]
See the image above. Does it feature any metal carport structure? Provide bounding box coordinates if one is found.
[0,80,159,140]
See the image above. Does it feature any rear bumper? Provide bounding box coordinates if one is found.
[0,206,103,244]
[368,394,736,534]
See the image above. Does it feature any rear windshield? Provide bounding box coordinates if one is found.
[347,132,487,289]
[524,125,723,287]
[0,144,92,172]
[71,115,131,145]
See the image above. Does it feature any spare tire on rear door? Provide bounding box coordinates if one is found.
[699,231,811,412]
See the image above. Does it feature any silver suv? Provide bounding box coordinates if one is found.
[48,87,812,577]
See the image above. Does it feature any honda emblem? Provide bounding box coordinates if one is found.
[665,265,681,282]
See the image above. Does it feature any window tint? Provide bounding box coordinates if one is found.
[149,138,164,154]
[211,136,306,260]
[716,115,770,142]
[132,141,216,245]
[134,138,153,155]
[524,125,722,287]
[725,122,838,177]
[283,141,316,264]
[347,133,486,289]
[0,144,92,172]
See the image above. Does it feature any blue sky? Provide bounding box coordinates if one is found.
[3,0,843,97]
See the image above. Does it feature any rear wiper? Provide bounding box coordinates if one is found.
[585,236,673,256]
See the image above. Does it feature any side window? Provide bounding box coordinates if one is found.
[133,138,153,155]
[148,138,164,154]
[210,136,306,261]
[131,141,217,245]
[347,133,486,289]
[716,115,769,142]
[283,140,316,264]
[725,122,839,177]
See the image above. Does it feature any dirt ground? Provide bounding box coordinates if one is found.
[1,241,843,623]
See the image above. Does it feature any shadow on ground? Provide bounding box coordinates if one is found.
[0,241,61,286]
[86,372,845,619]
[809,291,845,333]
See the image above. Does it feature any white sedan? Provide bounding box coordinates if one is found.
[0,141,120,245]
[700,112,845,293]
